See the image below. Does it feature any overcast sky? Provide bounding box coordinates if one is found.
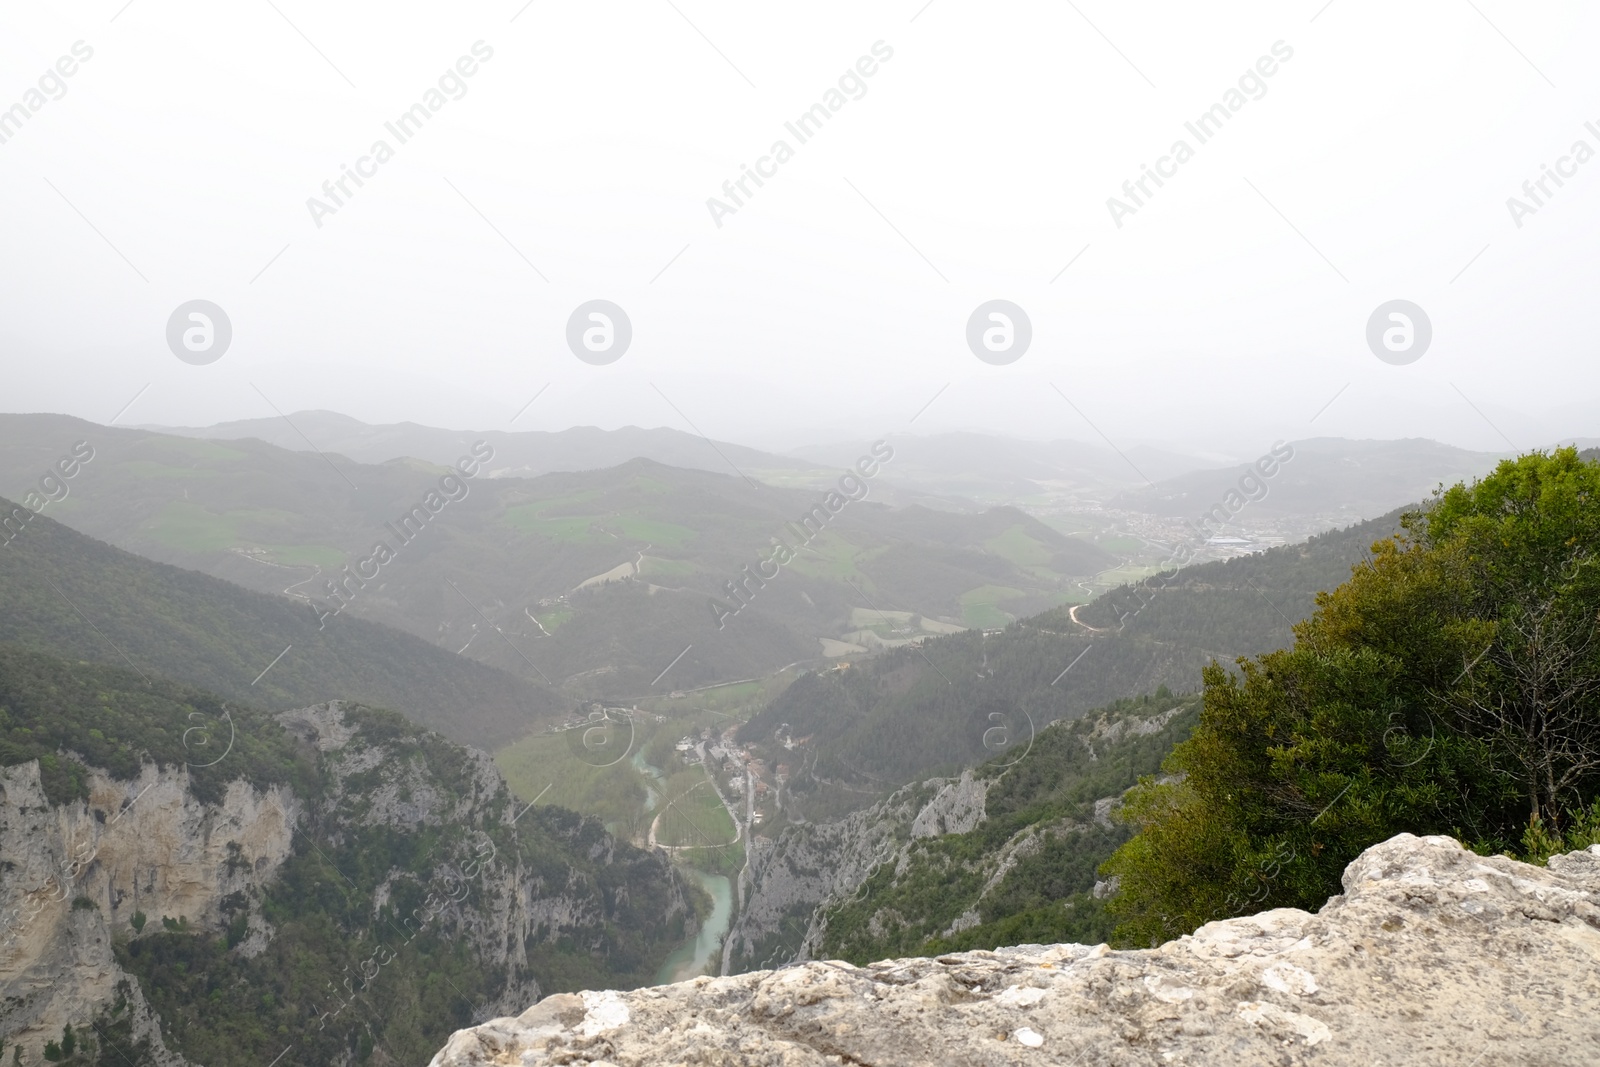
[2,1,1598,457]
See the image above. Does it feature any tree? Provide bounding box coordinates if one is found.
[1446,585,1600,826]
[1102,449,1600,946]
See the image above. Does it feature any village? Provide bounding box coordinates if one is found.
[543,700,796,844]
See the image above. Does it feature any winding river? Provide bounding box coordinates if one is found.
[656,869,734,984]
[633,745,736,983]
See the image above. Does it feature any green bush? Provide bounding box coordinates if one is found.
[1103,449,1600,946]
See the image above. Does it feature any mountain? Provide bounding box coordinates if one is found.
[733,507,1406,814]
[146,415,1513,533]
[0,489,560,751]
[791,432,1209,507]
[724,692,1201,973]
[0,647,698,1067]
[144,411,817,482]
[0,415,1112,701]
[791,433,1507,525]
[1114,436,1505,528]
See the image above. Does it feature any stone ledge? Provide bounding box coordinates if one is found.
[429,833,1600,1067]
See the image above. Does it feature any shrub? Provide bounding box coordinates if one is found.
[1103,449,1600,945]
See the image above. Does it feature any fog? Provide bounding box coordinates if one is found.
[3,1,1597,456]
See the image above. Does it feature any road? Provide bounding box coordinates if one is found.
[647,748,743,853]
[1068,602,1104,632]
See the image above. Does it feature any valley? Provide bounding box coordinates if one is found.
[6,18,1597,1061]
[2,413,1593,1063]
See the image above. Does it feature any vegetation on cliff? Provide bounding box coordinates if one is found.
[0,648,697,1067]
[816,692,1200,964]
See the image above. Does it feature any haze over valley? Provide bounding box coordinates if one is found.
[5,4,1600,1064]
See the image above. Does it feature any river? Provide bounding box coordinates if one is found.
[656,868,733,984]
[631,744,664,812]
[633,746,737,983]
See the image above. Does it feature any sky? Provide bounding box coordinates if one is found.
[2,0,1598,458]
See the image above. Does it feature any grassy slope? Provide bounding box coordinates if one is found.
[0,497,559,750]
[0,415,1111,697]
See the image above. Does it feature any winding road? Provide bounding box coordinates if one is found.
[647,750,743,853]
[1068,602,1104,632]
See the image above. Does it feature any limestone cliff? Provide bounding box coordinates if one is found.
[1,700,696,1067]
[723,770,988,973]
[0,757,295,1065]
[430,833,1600,1066]
[726,701,1195,973]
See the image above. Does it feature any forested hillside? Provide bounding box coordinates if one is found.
[738,508,1405,806]
[815,693,1201,965]
[0,497,560,749]
[1044,506,1410,649]
[0,647,698,1067]
[0,415,1111,697]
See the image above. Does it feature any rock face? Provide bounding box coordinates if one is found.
[430,834,1600,1066]
[0,758,298,1065]
[722,778,941,973]
[725,770,994,973]
[2,701,697,1066]
[728,702,1196,973]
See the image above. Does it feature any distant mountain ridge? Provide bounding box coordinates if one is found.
[1117,436,1506,526]
[143,412,1525,528]
[0,414,1114,702]
[791,431,1209,501]
[144,411,817,480]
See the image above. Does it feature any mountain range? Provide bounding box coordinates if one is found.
[144,412,1515,523]
[0,415,1112,701]
[4,408,1592,1067]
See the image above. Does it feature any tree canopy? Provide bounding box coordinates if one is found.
[1102,448,1600,946]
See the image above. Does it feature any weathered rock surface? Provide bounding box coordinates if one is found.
[2,701,696,1065]
[0,756,298,1065]
[722,777,944,973]
[724,769,995,973]
[430,833,1600,1066]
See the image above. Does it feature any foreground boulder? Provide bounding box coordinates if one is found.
[430,834,1600,1066]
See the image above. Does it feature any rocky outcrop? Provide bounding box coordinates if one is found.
[0,757,298,1064]
[2,701,697,1066]
[727,703,1187,973]
[429,834,1600,1066]
[908,770,987,840]
[275,701,694,1020]
[723,772,985,973]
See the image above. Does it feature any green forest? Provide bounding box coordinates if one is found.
[0,497,559,749]
[1102,448,1600,945]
